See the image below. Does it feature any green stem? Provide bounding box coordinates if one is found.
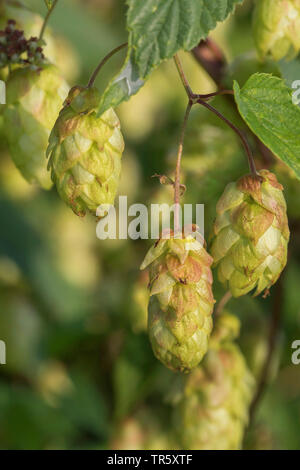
[173,54,237,231]
[173,51,256,234]
[174,100,192,232]
[174,54,193,98]
[174,54,233,102]
[39,0,59,41]
[215,291,232,317]
[196,90,234,100]
[87,42,128,88]
[197,98,257,175]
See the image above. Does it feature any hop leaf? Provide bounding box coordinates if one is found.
[140,227,215,373]
[173,312,255,450]
[253,0,300,61]
[47,86,124,217]
[210,170,290,297]
[4,64,69,188]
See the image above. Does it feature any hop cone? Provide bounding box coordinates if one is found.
[174,313,255,450]
[210,170,289,297]
[47,86,124,217]
[3,65,69,188]
[140,228,215,373]
[253,0,300,61]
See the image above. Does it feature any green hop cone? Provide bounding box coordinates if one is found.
[174,312,255,450]
[253,0,300,61]
[140,227,215,373]
[3,64,69,188]
[210,170,289,297]
[47,86,124,217]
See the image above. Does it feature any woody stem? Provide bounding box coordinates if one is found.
[87,42,128,88]
[197,98,257,175]
[174,100,193,232]
[39,0,59,41]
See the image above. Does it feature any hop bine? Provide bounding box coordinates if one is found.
[47,86,124,217]
[210,170,289,298]
[173,312,255,450]
[140,227,215,373]
[253,0,300,61]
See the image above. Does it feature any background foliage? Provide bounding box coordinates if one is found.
[0,0,299,450]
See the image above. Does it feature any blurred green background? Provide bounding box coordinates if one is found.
[0,0,299,450]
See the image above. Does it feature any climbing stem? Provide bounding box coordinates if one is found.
[172,53,256,229]
[174,54,193,98]
[215,291,232,317]
[87,42,128,88]
[197,98,257,175]
[39,0,59,41]
[174,54,233,102]
[174,100,192,232]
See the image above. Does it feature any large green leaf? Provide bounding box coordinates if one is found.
[234,73,300,179]
[97,54,144,117]
[127,0,244,78]
[97,0,243,115]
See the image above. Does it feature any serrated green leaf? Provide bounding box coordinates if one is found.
[234,73,300,180]
[44,0,55,10]
[97,53,144,116]
[98,0,243,115]
[127,0,244,78]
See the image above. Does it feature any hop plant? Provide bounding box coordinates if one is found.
[47,86,124,217]
[173,312,255,450]
[4,64,69,188]
[210,170,289,297]
[253,0,300,61]
[140,227,215,373]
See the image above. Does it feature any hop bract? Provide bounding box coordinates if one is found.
[174,313,255,450]
[140,227,215,373]
[47,86,124,217]
[210,170,289,297]
[4,64,69,188]
[253,0,300,61]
